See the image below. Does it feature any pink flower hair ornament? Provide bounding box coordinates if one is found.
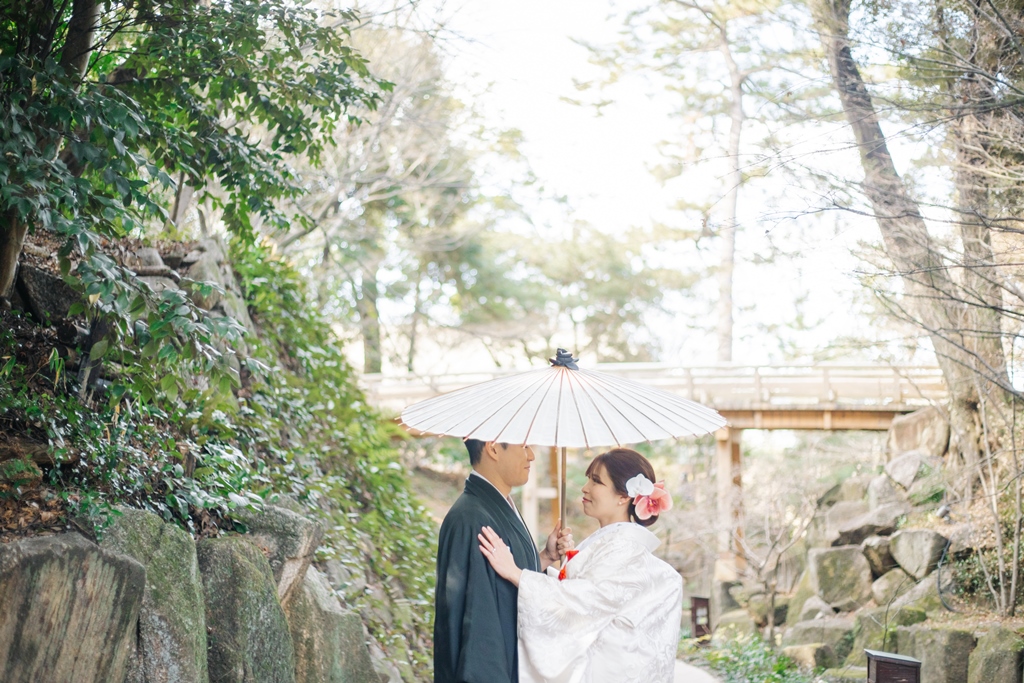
[625,473,673,520]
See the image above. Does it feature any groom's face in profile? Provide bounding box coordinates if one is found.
[492,443,535,489]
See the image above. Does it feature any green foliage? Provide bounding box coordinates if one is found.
[227,238,436,669]
[0,237,436,673]
[2,0,434,672]
[689,635,814,683]
[0,345,269,530]
[1,0,382,403]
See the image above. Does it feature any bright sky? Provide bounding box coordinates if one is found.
[368,0,931,373]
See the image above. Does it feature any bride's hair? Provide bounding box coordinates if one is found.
[586,448,660,527]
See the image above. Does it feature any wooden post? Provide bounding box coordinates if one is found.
[715,427,745,572]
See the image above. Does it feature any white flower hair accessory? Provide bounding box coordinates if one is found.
[625,473,655,498]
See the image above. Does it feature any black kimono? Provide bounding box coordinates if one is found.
[434,474,541,683]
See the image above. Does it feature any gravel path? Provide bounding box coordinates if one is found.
[674,660,721,683]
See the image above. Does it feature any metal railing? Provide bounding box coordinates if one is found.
[360,363,948,414]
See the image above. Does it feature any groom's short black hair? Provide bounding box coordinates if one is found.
[465,439,510,466]
[465,439,486,465]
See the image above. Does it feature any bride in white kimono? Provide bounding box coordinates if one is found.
[478,448,683,683]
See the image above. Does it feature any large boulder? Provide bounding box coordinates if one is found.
[872,568,915,606]
[787,570,815,624]
[197,536,295,683]
[862,535,899,577]
[712,609,757,642]
[896,625,976,683]
[826,500,869,533]
[868,475,904,510]
[887,406,949,459]
[233,505,324,603]
[100,508,209,683]
[748,593,788,627]
[284,567,378,683]
[781,617,857,661]
[0,533,146,683]
[891,572,944,614]
[890,529,948,580]
[782,643,838,670]
[798,595,834,621]
[809,546,873,611]
[710,573,742,630]
[886,451,941,490]
[818,475,873,507]
[16,264,79,323]
[182,250,224,310]
[833,503,906,547]
[968,626,1024,683]
[844,606,926,666]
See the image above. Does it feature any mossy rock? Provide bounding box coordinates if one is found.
[712,609,757,642]
[197,536,295,683]
[101,508,209,683]
[231,505,323,603]
[788,569,815,624]
[896,624,976,683]
[782,617,856,661]
[967,626,1024,683]
[0,533,145,683]
[809,546,873,611]
[843,606,926,666]
[748,593,789,627]
[284,567,378,683]
[891,571,944,615]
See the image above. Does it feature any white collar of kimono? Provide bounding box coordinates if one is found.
[576,522,661,554]
[469,470,516,510]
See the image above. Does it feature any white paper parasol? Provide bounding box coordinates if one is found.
[400,349,727,526]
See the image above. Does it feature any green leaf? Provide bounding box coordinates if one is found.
[89,339,109,361]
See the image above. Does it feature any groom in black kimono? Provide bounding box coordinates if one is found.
[434,439,571,683]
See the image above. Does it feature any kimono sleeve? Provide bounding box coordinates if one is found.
[516,539,647,683]
[437,515,514,683]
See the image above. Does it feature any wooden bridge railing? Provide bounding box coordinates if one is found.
[360,363,948,414]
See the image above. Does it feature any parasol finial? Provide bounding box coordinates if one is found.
[549,348,579,370]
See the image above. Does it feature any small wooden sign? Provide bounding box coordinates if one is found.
[690,596,711,644]
[866,649,921,683]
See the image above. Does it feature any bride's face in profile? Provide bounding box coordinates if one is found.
[581,463,631,527]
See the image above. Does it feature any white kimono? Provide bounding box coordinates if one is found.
[516,522,683,683]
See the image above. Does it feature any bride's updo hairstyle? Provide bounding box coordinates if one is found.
[585,448,660,527]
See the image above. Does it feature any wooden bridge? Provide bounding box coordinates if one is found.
[361,362,948,429]
[361,363,948,566]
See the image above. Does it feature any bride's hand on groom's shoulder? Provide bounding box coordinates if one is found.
[478,526,524,586]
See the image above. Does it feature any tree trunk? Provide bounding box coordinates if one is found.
[58,0,101,83]
[0,210,29,302]
[407,263,424,372]
[811,0,1007,497]
[1,0,100,302]
[716,36,745,363]
[357,263,383,374]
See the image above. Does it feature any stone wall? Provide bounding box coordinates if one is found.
[0,507,387,683]
[715,407,1024,683]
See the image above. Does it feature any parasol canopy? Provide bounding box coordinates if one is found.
[400,349,726,447]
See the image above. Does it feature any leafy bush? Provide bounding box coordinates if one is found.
[687,634,815,683]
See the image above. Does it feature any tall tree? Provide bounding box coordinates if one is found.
[578,0,818,361]
[809,0,1011,497]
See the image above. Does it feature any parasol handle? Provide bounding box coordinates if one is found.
[559,446,567,562]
